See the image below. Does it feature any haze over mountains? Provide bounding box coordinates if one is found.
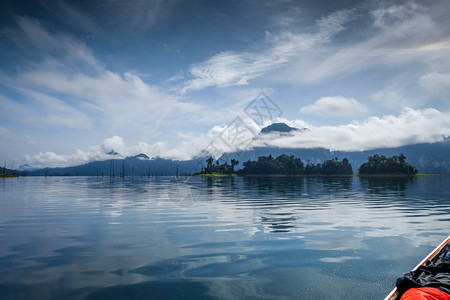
[22,123,450,176]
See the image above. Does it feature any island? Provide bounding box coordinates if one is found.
[238,154,353,176]
[358,154,418,177]
[195,153,419,177]
[195,154,353,176]
[194,157,239,176]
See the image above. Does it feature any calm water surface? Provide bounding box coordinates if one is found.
[1,176,450,299]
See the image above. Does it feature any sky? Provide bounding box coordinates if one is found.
[1,0,450,168]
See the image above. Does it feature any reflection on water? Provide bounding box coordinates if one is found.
[1,176,450,299]
[359,177,416,196]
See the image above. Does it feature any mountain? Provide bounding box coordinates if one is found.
[27,154,199,177]
[134,153,150,160]
[260,122,304,134]
[24,141,450,176]
[18,164,38,171]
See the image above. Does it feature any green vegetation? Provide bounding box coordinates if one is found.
[196,157,239,176]
[0,174,16,178]
[358,154,417,176]
[304,157,353,176]
[416,173,447,177]
[195,154,353,177]
[237,154,353,176]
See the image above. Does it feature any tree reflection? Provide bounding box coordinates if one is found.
[359,177,416,196]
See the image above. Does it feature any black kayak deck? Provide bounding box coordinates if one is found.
[385,235,450,300]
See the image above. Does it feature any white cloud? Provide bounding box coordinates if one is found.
[179,1,447,93]
[9,16,103,72]
[23,114,263,167]
[370,2,435,42]
[0,15,230,168]
[19,70,181,133]
[179,9,355,93]
[23,106,450,168]
[2,17,208,142]
[300,96,367,117]
[6,68,188,137]
[255,108,450,151]
[419,72,450,96]
[19,88,91,129]
[24,134,209,168]
[277,1,449,87]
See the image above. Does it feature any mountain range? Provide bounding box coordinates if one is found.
[20,123,450,176]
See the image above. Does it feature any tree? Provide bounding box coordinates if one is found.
[237,155,350,176]
[199,157,236,175]
[359,154,417,176]
[230,159,239,171]
[206,156,214,172]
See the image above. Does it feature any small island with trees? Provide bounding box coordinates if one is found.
[237,154,353,176]
[196,154,353,176]
[195,153,418,177]
[195,156,240,176]
[358,153,417,177]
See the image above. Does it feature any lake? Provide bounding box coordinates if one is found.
[1,176,450,299]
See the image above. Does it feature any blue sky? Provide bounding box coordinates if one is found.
[1,0,450,168]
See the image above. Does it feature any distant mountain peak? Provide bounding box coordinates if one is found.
[260,122,309,134]
[106,149,120,156]
[134,153,150,160]
[18,164,38,171]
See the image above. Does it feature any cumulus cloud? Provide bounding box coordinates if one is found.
[179,9,355,93]
[255,108,450,151]
[299,96,367,117]
[24,134,210,168]
[25,136,152,168]
[24,116,262,167]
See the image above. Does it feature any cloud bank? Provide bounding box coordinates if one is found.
[257,108,450,151]
[24,107,450,168]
